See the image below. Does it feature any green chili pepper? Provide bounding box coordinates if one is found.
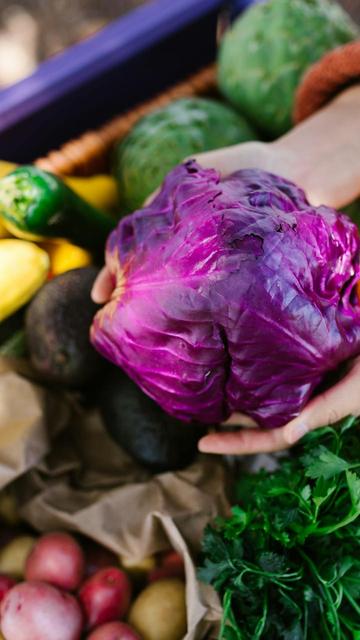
[0,166,115,254]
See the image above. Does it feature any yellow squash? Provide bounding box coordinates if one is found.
[40,239,92,276]
[0,239,49,322]
[66,174,118,212]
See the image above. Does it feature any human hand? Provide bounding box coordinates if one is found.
[91,87,360,453]
[92,86,360,304]
[198,357,360,455]
[194,86,360,455]
[92,264,114,304]
[194,85,360,210]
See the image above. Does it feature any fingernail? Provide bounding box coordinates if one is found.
[286,422,309,445]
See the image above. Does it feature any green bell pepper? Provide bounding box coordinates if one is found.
[0,166,116,254]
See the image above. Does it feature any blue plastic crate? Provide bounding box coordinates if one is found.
[0,0,255,162]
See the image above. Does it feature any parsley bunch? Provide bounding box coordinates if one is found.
[198,417,360,639]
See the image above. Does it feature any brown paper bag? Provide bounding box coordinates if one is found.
[0,360,70,490]
[0,363,227,638]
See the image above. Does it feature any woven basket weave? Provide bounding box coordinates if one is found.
[35,64,217,177]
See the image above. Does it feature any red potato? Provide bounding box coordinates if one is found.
[25,532,85,591]
[148,552,184,583]
[87,621,142,640]
[0,581,83,640]
[147,565,185,583]
[161,551,184,569]
[79,567,131,630]
[0,575,16,603]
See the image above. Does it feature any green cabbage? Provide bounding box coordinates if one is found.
[218,0,359,137]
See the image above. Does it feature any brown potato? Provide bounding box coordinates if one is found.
[128,578,186,640]
[0,536,37,578]
[120,555,156,581]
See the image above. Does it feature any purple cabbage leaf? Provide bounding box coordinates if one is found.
[91,162,360,428]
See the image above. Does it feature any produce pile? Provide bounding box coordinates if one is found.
[0,0,359,639]
[0,524,186,640]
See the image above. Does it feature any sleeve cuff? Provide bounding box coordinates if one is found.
[293,40,360,124]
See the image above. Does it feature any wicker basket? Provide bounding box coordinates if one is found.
[35,64,217,177]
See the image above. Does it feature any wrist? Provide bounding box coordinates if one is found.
[274,85,360,208]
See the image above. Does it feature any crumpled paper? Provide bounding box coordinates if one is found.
[0,360,229,639]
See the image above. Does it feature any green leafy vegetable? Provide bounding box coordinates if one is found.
[198,417,360,639]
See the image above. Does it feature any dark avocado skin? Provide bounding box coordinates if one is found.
[98,369,207,473]
[25,267,104,388]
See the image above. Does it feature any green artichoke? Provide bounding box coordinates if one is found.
[218,0,359,138]
[114,97,257,211]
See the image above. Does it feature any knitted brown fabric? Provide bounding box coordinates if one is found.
[293,40,360,124]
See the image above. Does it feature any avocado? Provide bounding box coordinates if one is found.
[98,370,206,472]
[25,267,104,387]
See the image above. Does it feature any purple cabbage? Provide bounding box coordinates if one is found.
[91,162,360,428]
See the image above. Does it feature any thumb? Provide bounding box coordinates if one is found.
[283,359,360,445]
[91,266,114,304]
[192,141,271,176]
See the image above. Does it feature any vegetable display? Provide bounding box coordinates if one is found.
[218,0,359,137]
[0,166,115,254]
[91,161,360,428]
[0,526,186,640]
[198,417,360,639]
[114,97,257,211]
[0,3,359,638]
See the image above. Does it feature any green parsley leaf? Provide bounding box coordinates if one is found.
[302,446,351,479]
[198,417,360,639]
[346,470,360,511]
